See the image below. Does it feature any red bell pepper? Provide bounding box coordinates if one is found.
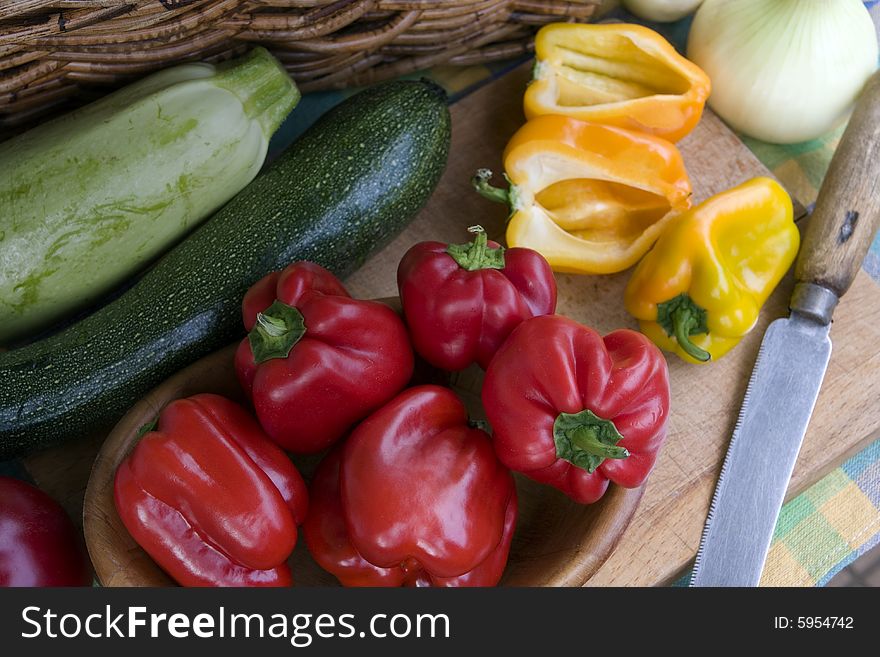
[397,225,557,370]
[235,261,413,453]
[114,393,308,587]
[482,315,670,504]
[303,385,517,586]
[0,477,91,587]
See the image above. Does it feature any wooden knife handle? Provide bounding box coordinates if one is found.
[793,69,880,323]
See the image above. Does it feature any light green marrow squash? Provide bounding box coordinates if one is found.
[0,47,299,344]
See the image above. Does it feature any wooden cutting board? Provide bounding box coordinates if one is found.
[345,64,880,586]
[22,63,880,586]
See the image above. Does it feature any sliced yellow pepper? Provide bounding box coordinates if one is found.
[525,23,711,143]
[624,177,800,364]
[473,114,692,274]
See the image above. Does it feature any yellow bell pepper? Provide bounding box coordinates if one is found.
[473,114,692,274]
[624,177,799,364]
[524,23,711,143]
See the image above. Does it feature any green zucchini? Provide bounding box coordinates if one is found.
[0,80,451,459]
[0,47,299,345]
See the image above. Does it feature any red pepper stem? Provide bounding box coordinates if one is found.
[255,312,288,338]
[446,226,505,271]
[247,300,307,364]
[569,426,630,460]
[554,409,628,473]
[672,306,711,362]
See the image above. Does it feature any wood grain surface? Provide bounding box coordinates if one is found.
[343,63,880,587]
[24,62,880,586]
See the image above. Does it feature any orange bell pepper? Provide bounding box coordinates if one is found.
[474,115,692,274]
[524,23,711,143]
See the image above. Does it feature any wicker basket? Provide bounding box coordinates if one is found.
[0,0,599,128]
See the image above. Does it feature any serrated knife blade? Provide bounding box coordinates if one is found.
[690,313,830,586]
[689,68,880,587]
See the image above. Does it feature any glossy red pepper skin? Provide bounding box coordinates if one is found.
[235,262,414,453]
[482,315,670,504]
[397,233,556,370]
[0,477,91,587]
[304,385,517,586]
[114,393,308,587]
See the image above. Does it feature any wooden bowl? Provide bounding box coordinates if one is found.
[84,341,644,587]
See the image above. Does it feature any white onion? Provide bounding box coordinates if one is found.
[622,0,703,23]
[687,0,878,144]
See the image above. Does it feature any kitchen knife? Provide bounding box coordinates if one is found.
[690,69,880,587]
